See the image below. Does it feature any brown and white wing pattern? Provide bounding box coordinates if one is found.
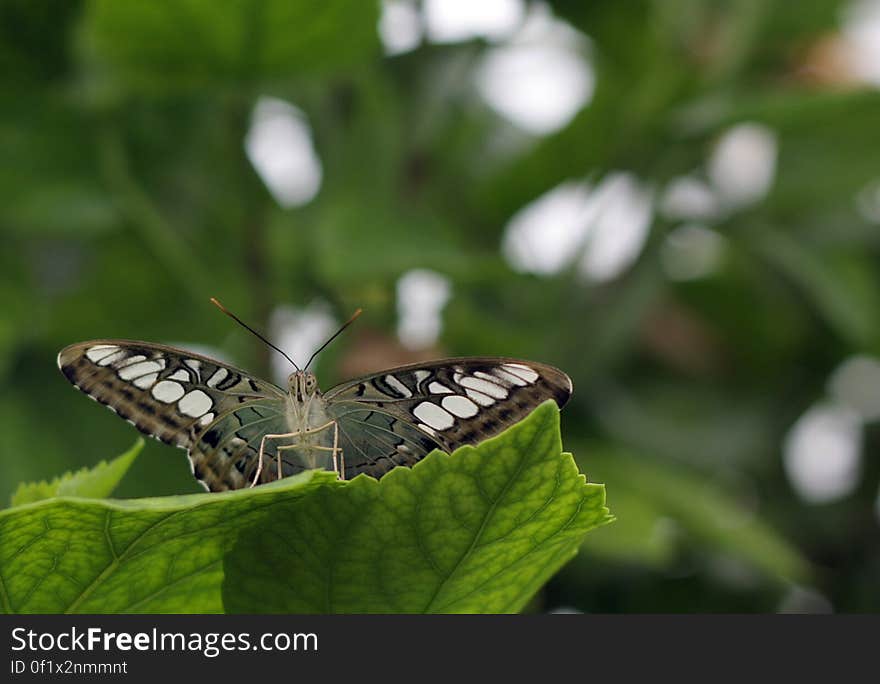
[323,357,572,479]
[57,340,289,491]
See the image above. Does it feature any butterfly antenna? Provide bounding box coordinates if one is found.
[304,308,363,371]
[210,297,300,371]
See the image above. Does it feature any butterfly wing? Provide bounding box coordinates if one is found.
[328,402,446,479]
[324,357,572,478]
[57,339,296,491]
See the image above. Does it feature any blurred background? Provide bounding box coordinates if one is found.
[2,0,879,612]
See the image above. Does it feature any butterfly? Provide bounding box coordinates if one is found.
[57,308,572,492]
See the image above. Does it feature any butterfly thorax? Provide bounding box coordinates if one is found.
[285,370,329,433]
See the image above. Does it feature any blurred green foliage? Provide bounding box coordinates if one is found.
[1,0,878,612]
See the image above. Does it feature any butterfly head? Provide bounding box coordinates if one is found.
[288,370,320,402]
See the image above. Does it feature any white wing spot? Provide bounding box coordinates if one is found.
[417,424,437,437]
[184,359,202,379]
[428,381,454,394]
[464,387,495,406]
[413,401,455,431]
[461,375,508,399]
[475,369,520,388]
[168,369,190,382]
[118,360,164,381]
[117,355,147,367]
[86,345,120,363]
[133,372,158,389]
[442,395,479,418]
[198,412,215,427]
[493,368,528,386]
[152,380,185,403]
[413,369,431,390]
[178,389,213,418]
[384,374,412,398]
[502,363,540,383]
[207,367,228,388]
[97,350,127,367]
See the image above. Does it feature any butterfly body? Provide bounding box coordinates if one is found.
[58,339,572,492]
[279,370,337,470]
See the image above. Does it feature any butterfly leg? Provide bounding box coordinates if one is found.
[330,421,346,480]
[251,443,264,488]
[314,419,343,479]
[334,420,345,480]
[282,419,343,479]
[314,420,341,477]
[253,430,302,487]
[267,420,342,479]
[321,419,342,479]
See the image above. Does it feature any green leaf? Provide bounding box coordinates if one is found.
[0,470,336,614]
[9,439,144,507]
[0,402,609,614]
[222,401,612,613]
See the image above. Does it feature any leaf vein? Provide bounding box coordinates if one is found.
[421,414,547,613]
